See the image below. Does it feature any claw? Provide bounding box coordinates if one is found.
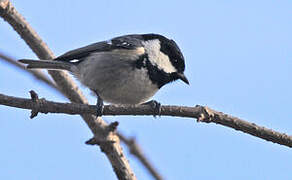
[142,100,162,118]
[96,95,104,117]
[93,90,104,117]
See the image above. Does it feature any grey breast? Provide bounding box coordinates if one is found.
[75,49,159,105]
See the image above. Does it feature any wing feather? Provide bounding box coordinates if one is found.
[54,34,144,62]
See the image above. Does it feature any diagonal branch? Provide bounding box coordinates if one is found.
[0,1,136,179]
[118,134,163,180]
[1,92,292,148]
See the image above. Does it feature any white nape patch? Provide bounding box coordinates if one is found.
[142,39,176,73]
[69,59,80,63]
[111,47,145,58]
[134,47,145,55]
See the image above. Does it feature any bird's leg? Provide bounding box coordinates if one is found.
[96,95,104,117]
[142,100,162,118]
[93,90,104,117]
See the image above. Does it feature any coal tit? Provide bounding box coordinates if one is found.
[19,33,189,116]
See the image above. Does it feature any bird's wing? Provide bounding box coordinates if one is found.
[55,35,144,62]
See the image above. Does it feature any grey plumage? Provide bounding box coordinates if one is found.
[75,49,158,104]
[19,47,157,105]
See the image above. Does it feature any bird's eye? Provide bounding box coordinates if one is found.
[174,59,178,63]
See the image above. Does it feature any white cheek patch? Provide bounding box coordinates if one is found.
[142,39,176,73]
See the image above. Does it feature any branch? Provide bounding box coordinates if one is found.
[0,1,136,179]
[118,134,163,180]
[1,92,292,148]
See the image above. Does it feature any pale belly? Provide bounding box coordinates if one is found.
[99,69,158,104]
[77,61,159,105]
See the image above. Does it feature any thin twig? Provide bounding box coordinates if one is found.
[118,134,163,180]
[0,52,59,91]
[0,1,136,179]
[0,92,291,148]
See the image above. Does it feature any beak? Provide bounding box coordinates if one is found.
[177,73,189,85]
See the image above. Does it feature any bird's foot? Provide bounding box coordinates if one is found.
[142,100,161,118]
[96,101,104,117]
[94,91,104,117]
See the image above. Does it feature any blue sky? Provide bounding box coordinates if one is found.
[0,0,292,179]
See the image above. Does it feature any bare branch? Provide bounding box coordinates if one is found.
[0,1,136,179]
[118,134,163,180]
[1,92,291,148]
[0,52,59,91]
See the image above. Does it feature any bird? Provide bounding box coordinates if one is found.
[19,33,189,116]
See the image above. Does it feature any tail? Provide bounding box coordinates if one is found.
[18,59,73,71]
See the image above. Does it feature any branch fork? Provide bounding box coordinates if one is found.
[197,105,214,123]
[86,121,120,149]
